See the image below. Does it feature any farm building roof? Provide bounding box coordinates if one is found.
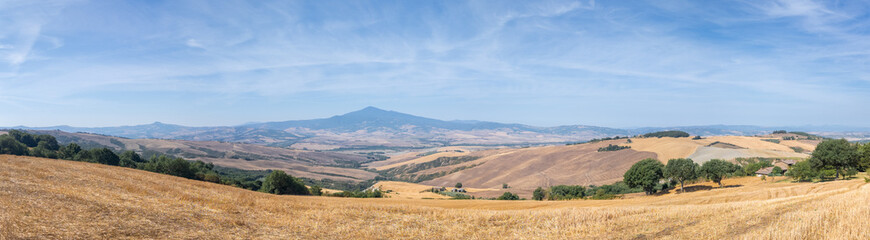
[755,167,774,175]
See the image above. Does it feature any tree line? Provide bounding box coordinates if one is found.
[620,139,870,195]
[0,130,382,198]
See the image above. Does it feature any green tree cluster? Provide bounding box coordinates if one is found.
[547,185,586,200]
[496,192,519,200]
[260,170,310,195]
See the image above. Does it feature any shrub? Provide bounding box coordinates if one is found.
[548,185,586,200]
[0,134,29,155]
[260,170,309,195]
[455,182,462,188]
[496,192,519,200]
[88,148,120,166]
[532,187,546,201]
[598,144,631,152]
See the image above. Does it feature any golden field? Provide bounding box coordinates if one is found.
[2,155,868,239]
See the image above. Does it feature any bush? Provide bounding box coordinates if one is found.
[496,192,519,200]
[260,170,309,195]
[0,134,28,155]
[532,187,546,201]
[598,144,631,152]
[88,148,120,166]
[331,190,384,198]
[548,185,586,200]
[455,182,462,188]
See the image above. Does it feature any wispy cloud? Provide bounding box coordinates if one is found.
[0,0,868,127]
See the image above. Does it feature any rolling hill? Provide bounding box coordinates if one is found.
[29,130,377,182]
[11,107,867,150]
[2,155,867,239]
[374,135,819,197]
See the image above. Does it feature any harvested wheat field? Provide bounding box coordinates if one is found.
[2,155,869,239]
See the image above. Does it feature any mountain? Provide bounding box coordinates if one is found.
[5,107,869,149]
[244,106,539,132]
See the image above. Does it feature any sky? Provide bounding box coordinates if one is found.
[1,0,869,128]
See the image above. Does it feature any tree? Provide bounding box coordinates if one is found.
[8,130,37,147]
[496,192,519,200]
[35,134,59,151]
[548,185,586,200]
[58,143,82,160]
[664,158,699,193]
[786,161,816,182]
[502,183,509,189]
[89,148,120,166]
[455,182,462,188]
[700,159,736,187]
[623,158,664,195]
[858,143,870,172]
[142,155,195,178]
[810,139,859,179]
[0,134,28,155]
[260,170,309,195]
[532,187,546,201]
[119,151,143,168]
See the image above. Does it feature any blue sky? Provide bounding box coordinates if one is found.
[1,0,869,128]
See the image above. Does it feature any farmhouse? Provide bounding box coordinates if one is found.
[755,167,774,177]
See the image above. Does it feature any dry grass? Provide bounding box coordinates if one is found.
[627,136,815,162]
[2,155,868,239]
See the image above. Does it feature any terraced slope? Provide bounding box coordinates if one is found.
[2,155,867,239]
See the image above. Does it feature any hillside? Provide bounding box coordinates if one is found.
[31,130,377,182]
[2,155,868,239]
[376,136,818,195]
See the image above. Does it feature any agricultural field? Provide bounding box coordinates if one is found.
[2,155,868,239]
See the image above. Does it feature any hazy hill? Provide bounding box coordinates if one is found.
[9,107,869,149]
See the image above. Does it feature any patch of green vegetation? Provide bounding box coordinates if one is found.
[760,139,780,144]
[597,144,631,152]
[416,151,439,157]
[191,146,226,158]
[228,151,269,161]
[790,146,804,153]
[109,138,126,149]
[566,136,628,145]
[642,130,690,138]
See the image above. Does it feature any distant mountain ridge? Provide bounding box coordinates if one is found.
[6,107,870,149]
